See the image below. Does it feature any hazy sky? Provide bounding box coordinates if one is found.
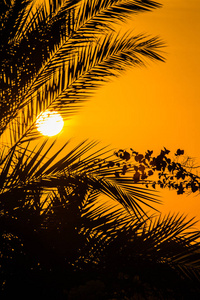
[58,1,200,223]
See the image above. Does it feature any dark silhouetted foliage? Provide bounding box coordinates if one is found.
[0,1,200,299]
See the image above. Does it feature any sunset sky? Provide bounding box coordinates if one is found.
[60,0,200,222]
[42,0,200,223]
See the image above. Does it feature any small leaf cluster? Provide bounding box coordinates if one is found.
[113,148,200,195]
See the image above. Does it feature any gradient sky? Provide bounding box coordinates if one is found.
[57,1,200,224]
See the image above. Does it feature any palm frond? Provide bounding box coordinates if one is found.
[75,0,161,34]
[80,212,200,284]
[19,0,161,98]
[20,0,161,98]
[86,176,160,218]
[4,32,164,148]
[0,0,79,137]
[140,214,200,282]
[27,31,164,112]
[0,140,160,220]
[0,0,164,147]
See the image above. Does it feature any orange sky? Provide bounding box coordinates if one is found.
[57,0,200,224]
[30,0,200,226]
[66,0,200,151]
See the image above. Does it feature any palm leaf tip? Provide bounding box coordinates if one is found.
[76,0,162,33]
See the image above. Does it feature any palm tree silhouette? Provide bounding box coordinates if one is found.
[1,1,200,298]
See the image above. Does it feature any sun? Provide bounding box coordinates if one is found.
[36,111,64,136]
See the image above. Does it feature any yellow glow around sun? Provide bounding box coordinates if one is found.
[36,111,64,136]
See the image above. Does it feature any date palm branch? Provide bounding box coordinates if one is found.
[0,140,160,222]
[79,212,200,287]
[0,0,164,149]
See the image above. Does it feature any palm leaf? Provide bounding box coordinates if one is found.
[3,32,164,148]
[75,0,161,33]
[0,0,79,137]
[0,0,164,148]
[80,212,200,283]
[0,140,160,220]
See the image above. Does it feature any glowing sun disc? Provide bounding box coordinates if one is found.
[36,111,64,136]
